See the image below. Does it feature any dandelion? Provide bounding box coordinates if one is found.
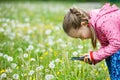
[34,48,40,53]
[3,54,8,58]
[23,53,28,58]
[49,62,55,69]
[0,52,3,57]
[55,58,60,63]
[1,73,7,79]
[40,56,43,60]
[13,74,19,80]
[26,45,34,51]
[45,74,54,80]
[78,45,83,49]
[45,69,50,73]
[6,68,12,73]
[36,65,44,71]
[44,52,48,55]
[45,29,52,35]
[28,70,35,76]
[0,28,4,32]
[17,48,23,52]
[57,71,60,75]
[30,58,36,62]
[7,56,13,62]
[72,51,78,56]
[11,63,17,69]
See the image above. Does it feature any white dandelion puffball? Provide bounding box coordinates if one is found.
[26,45,34,51]
[13,74,19,80]
[45,74,54,80]
[45,29,52,35]
[36,65,44,71]
[11,63,17,69]
[23,53,28,58]
[28,70,35,76]
[1,73,7,79]
[72,51,78,56]
[49,62,55,69]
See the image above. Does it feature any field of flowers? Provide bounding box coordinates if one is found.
[0,1,110,80]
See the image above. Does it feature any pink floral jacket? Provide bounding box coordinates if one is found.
[89,3,120,64]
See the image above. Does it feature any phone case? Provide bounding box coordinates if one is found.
[71,56,85,61]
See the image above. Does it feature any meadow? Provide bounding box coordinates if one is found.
[0,1,111,80]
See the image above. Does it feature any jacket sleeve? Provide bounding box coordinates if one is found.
[90,20,120,64]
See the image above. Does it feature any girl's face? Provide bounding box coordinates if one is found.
[68,25,92,40]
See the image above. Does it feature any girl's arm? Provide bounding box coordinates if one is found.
[90,20,120,64]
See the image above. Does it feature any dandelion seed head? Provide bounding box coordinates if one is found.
[1,73,7,78]
[28,70,35,76]
[26,45,34,51]
[45,74,54,80]
[49,62,55,69]
[11,63,17,69]
[7,56,13,62]
[72,51,78,56]
[36,65,44,71]
[23,53,28,58]
[0,52,3,57]
[13,74,19,80]
[45,29,52,35]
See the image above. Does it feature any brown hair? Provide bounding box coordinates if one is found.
[63,7,97,49]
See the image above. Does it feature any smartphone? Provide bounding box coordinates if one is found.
[71,56,85,61]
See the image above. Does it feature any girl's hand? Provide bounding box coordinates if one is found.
[83,54,92,65]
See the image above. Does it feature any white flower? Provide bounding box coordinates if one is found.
[27,29,33,34]
[72,51,78,56]
[49,62,55,69]
[23,53,28,58]
[36,65,44,71]
[24,18,29,22]
[7,56,13,62]
[0,28,4,32]
[78,45,83,49]
[6,68,12,73]
[3,54,8,58]
[11,63,17,69]
[1,73,7,78]
[34,48,40,53]
[13,74,19,80]
[30,58,36,61]
[0,52,3,57]
[55,58,60,63]
[45,29,52,35]
[26,45,34,51]
[45,74,54,80]
[28,70,35,76]
[17,48,23,52]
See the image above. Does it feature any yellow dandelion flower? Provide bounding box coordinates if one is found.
[54,51,57,56]
[60,60,63,63]
[40,56,43,60]
[96,72,98,76]
[44,52,48,55]
[106,77,110,80]
[16,66,19,69]
[0,69,6,74]
[50,48,53,52]
[30,77,32,80]
[57,71,60,75]
[101,63,104,67]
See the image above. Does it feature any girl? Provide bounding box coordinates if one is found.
[62,3,120,80]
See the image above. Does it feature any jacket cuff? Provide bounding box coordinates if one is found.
[89,51,95,65]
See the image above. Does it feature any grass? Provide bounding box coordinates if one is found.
[0,1,115,80]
